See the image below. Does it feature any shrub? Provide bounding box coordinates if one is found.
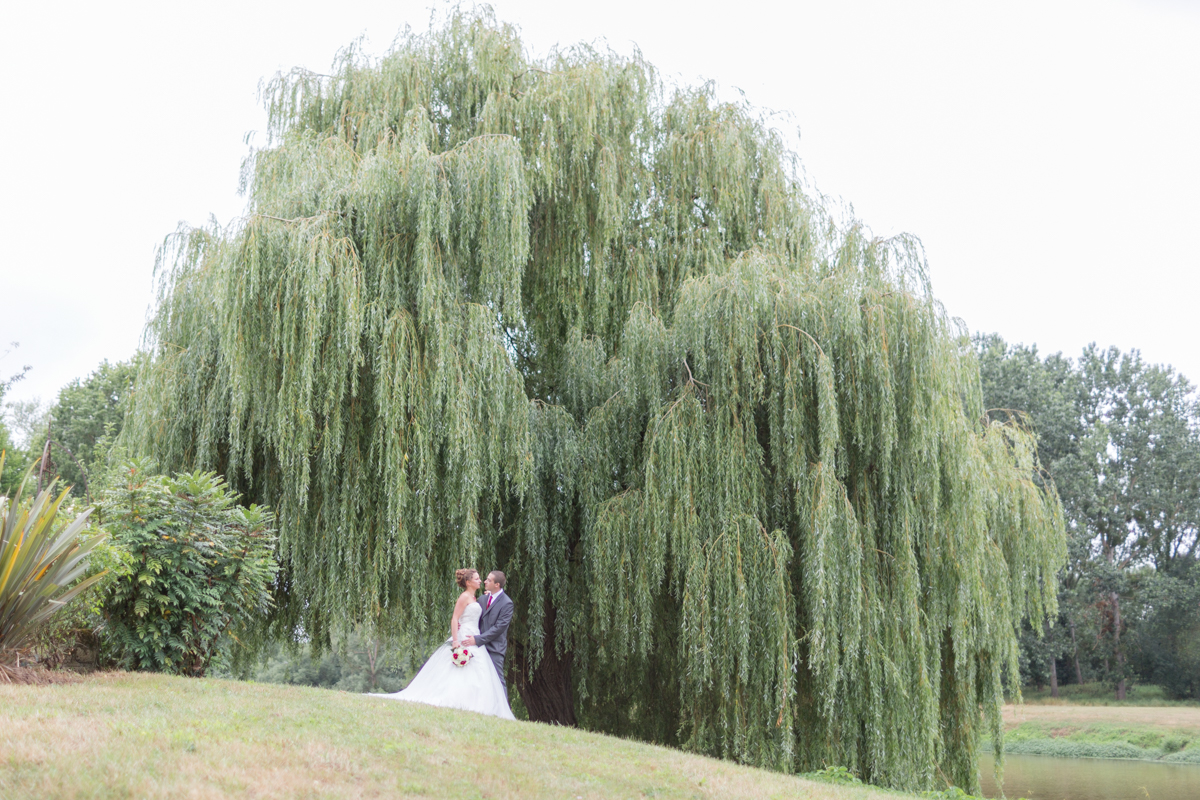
[919,789,987,800]
[0,454,108,676]
[1163,736,1189,754]
[1163,747,1200,764]
[101,459,277,676]
[799,766,861,786]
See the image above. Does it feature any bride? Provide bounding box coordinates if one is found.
[372,568,515,719]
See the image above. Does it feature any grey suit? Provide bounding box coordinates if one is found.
[474,591,513,689]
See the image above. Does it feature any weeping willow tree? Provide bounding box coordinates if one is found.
[124,8,1065,792]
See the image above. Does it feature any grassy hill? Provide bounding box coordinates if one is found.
[9,674,1199,799]
[1,672,917,800]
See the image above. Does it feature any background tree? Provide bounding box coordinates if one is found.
[978,336,1200,700]
[1134,561,1200,699]
[123,9,1065,792]
[26,359,139,500]
[0,393,25,495]
[1070,346,1200,699]
[0,343,33,494]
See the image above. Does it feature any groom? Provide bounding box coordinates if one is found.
[463,570,512,689]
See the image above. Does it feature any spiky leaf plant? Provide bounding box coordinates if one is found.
[0,453,107,678]
[123,8,1066,792]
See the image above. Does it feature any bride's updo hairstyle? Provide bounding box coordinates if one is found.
[455,568,478,588]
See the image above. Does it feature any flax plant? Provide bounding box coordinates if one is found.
[0,453,107,677]
[124,8,1066,792]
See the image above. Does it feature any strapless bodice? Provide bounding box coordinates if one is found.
[455,602,482,638]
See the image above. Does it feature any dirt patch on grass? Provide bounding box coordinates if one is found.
[1003,703,1200,730]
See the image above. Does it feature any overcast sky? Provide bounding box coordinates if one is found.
[2,0,1197,412]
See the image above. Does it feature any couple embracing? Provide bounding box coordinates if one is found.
[373,569,516,720]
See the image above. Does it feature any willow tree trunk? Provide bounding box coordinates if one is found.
[514,603,576,725]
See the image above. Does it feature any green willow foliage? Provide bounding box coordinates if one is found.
[124,8,1065,792]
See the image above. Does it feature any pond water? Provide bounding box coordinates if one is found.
[978,753,1200,800]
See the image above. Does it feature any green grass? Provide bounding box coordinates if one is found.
[1016,682,1200,707]
[985,720,1200,763]
[0,672,950,800]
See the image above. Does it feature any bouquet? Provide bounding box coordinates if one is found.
[450,643,472,667]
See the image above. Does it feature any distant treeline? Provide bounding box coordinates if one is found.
[977,335,1200,700]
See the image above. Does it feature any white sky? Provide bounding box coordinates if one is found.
[2,0,1198,410]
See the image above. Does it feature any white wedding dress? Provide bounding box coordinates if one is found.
[372,602,515,719]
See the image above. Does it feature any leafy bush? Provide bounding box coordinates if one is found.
[990,720,1200,762]
[1162,747,1200,764]
[1003,737,1150,760]
[798,766,861,786]
[1135,564,1200,700]
[101,459,277,676]
[0,454,108,672]
[1163,736,1189,754]
[919,789,984,800]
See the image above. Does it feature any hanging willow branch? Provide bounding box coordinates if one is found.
[124,8,1065,793]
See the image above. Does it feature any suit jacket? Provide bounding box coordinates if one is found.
[474,591,513,658]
